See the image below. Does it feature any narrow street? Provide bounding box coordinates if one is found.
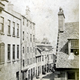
[42,73,54,80]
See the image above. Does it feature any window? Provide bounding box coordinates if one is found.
[13,45,15,60]
[71,39,79,55]
[42,55,44,61]
[16,72,19,80]
[0,43,5,64]
[13,22,15,36]
[17,45,19,59]
[71,39,79,49]
[0,17,4,33]
[27,20,28,26]
[27,47,29,53]
[33,35,35,42]
[7,44,10,60]
[22,72,24,80]
[33,68,35,77]
[23,47,24,53]
[17,24,19,37]
[30,47,32,53]
[33,47,36,52]
[67,72,75,79]
[23,31,24,40]
[23,60,24,67]
[30,34,32,42]
[8,20,11,35]
[28,70,30,80]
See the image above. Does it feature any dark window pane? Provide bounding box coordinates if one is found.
[67,72,75,79]
[13,45,15,59]
[8,44,10,60]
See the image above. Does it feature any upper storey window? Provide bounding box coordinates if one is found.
[68,39,79,55]
[71,39,79,55]
[71,39,79,49]
[8,20,11,35]
[13,22,15,37]
[17,23,19,37]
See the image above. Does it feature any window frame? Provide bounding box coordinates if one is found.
[8,20,11,35]
[17,45,19,59]
[7,44,11,60]
[0,16,4,33]
[13,44,15,60]
[23,31,24,40]
[13,22,15,37]
[17,23,19,37]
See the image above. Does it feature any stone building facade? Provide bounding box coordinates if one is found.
[0,0,21,80]
[21,14,36,80]
[0,0,36,80]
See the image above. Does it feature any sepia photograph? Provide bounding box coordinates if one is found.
[0,0,79,80]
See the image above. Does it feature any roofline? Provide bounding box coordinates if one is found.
[3,10,21,20]
[65,22,79,24]
[1,0,9,2]
[55,68,79,71]
[68,38,79,40]
[21,15,35,24]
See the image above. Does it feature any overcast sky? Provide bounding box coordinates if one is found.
[9,0,79,48]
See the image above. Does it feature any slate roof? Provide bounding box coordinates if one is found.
[56,52,79,68]
[56,22,79,68]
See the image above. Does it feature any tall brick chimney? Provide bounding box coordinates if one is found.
[58,7,65,32]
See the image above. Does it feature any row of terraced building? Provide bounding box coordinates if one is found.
[0,0,56,80]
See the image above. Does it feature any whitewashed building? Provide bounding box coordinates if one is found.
[0,0,21,80]
[21,8,36,80]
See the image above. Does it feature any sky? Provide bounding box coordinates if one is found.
[9,0,79,48]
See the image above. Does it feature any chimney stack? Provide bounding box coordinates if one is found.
[58,7,65,32]
[8,2,13,11]
[26,6,30,15]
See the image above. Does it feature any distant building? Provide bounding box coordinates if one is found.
[21,9,36,80]
[36,38,56,78]
[54,8,79,80]
[0,0,21,80]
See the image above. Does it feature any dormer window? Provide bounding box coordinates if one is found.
[68,39,79,55]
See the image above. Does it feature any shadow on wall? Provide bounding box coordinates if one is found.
[60,42,68,54]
